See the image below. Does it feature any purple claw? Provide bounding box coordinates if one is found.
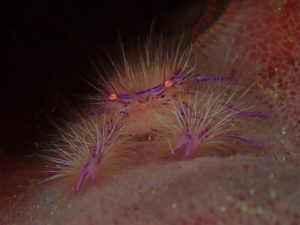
[171,133,195,158]
[197,70,236,83]
[222,103,268,119]
[183,134,194,158]
[197,75,234,82]
[75,149,102,193]
[75,162,96,193]
[171,140,186,155]
[238,111,268,119]
[226,132,262,149]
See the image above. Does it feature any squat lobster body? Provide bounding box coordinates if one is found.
[46,36,268,193]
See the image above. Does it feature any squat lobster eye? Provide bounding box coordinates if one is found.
[108,93,118,101]
[164,80,173,88]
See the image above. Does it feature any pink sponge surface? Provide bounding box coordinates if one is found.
[235,0,300,133]
[3,156,300,225]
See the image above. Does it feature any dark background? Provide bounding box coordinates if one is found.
[0,0,164,155]
[0,0,227,155]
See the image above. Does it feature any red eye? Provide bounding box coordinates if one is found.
[164,80,173,87]
[109,93,118,100]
